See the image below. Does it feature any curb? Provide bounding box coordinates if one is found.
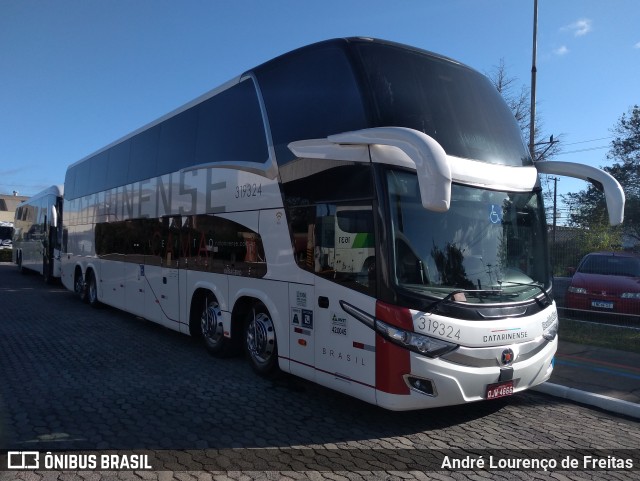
[532,382,640,420]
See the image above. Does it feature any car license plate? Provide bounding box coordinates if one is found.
[486,380,514,400]
[591,300,614,309]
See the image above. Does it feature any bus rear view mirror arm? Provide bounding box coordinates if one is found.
[328,128,452,213]
[535,160,625,225]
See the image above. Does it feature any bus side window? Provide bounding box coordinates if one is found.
[287,202,375,295]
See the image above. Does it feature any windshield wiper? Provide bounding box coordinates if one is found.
[495,280,552,304]
[425,288,506,313]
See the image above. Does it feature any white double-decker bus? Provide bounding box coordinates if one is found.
[61,38,624,410]
[13,185,64,283]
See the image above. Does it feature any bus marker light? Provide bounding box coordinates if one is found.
[298,339,307,346]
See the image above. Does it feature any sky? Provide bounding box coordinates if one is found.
[1,0,639,223]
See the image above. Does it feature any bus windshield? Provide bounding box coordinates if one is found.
[386,169,550,303]
[354,41,532,167]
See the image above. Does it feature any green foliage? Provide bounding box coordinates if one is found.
[564,105,640,247]
[0,249,12,262]
[549,226,623,276]
[559,318,640,354]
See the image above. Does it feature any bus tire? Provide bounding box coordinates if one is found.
[86,270,99,308]
[74,270,87,302]
[43,256,52,284]
[244,303,279,377]
[199,297,230,356]
[17,251,25,274]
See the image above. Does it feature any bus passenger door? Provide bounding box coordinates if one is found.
[314,277,377,404]
[311,202,377,404]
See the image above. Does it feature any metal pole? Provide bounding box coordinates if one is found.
[529,0,538,159]
[553,176,558,245]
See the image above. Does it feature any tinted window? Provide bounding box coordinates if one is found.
[280,161,373,205]
[579,255,640,277]
[64,167,77,199]
[89,151,109,197]
[337,209,374,233]
[254,44,367,165]
[74,155,94,198]
[66,80,269,200]
[289,202,376,296]
[195,79,268,165]
[353,42,531,166]
[95,214,267,278]
[283,160,375,295]
[157,108,198,175]
[107,140,131,189]
[129,125,160,183]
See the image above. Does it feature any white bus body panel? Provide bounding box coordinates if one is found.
[377,336,556,411]
[314,278,377,405]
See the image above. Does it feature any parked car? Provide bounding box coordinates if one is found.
[565,251,640,318]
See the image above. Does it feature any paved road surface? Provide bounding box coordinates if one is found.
[1,264,639,480]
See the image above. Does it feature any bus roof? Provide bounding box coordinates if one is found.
[17,185,64,206]
[65,38,468,172]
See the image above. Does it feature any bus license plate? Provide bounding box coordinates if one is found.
[486,381,514,400]
[591,300,614,309]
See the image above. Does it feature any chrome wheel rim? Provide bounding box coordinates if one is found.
[201,301,223,346]
[246,311,275,366]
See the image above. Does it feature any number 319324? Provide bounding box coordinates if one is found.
[235,183,262,198]
[417,316,461,340]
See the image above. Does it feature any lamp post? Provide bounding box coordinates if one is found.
[529,0,538,160]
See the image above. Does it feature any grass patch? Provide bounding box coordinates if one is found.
[559,317,640,354]
[0,249,12,262]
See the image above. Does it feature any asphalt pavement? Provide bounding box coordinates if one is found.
[536,278,640,419]
[533,339,640,419]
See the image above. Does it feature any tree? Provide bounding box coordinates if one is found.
[487,60,562,226]
[487,59,561,162]
[564,105,640,247]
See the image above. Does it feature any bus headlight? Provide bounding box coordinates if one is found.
[375,319,457,358]
[543,317,559,341]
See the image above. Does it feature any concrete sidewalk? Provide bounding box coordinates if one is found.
[532,340,640,419]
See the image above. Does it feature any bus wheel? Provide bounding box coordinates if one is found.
[200,298,228,356]
[74,271,87,302]
[43,256,51,284]
[244,304,278,376]
[86,271,99,308]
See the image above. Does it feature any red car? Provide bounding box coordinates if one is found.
[565,251,640,318]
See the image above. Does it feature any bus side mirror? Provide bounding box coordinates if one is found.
[535,160,625,225]
[50,205,58,228]
[289,128,452,213]
[329,128,452,212]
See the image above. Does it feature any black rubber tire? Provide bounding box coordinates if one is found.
[86,270,99,308]
[74,271,87,302]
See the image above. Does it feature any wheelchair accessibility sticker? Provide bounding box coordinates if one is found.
[489,204,502,224]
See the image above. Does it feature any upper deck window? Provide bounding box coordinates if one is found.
[353,42,532,167]
[254,45,368,165]
[65,78,268,200]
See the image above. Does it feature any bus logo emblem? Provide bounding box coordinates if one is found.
[500,348,515,366]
